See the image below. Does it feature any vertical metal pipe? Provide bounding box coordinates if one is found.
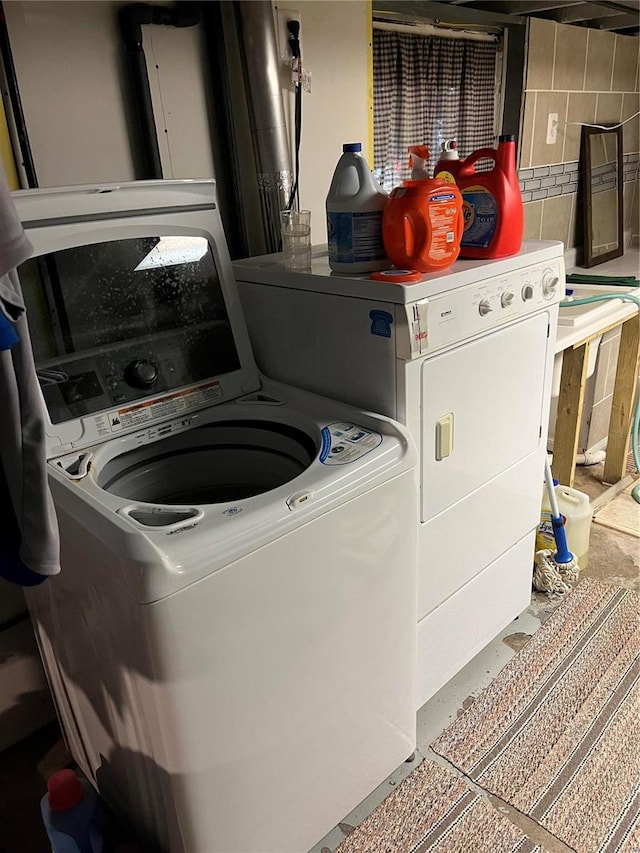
[123,46,164,179]
[235,0,292,252]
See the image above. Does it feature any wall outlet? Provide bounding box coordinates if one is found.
[546,113,558,145]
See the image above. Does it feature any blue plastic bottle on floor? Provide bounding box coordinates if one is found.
[40,769,105,853]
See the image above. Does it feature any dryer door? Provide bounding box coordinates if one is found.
[421,311,550,522]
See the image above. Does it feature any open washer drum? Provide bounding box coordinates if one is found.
[16,180,418,853]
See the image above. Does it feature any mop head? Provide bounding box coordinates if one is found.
[533,549,580,596]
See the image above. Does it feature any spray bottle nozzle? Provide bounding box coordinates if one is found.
[408,145,430,161]
[408,145,430,180]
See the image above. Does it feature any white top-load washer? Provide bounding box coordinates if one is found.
[233,242,565,709]
[15,181,418,853]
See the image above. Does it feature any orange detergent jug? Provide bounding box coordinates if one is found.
[456,134,523,259]
[382,179,463,273]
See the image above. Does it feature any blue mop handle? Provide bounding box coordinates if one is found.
[543,456,574,564]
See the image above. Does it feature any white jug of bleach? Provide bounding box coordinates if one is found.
[326,143,389,273]
[537,481,593,569]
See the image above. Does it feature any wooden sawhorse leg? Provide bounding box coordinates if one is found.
[603,314,640,485]
[552,341,590,487]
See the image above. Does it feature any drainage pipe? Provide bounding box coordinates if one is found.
[234,0,292,253]
[576,450,607,467]
[118,2,200,180]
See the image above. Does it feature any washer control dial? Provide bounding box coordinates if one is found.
[124,359,159,389]
[522,284,534,301]
[500,291,514,308]
[478,298,493,316]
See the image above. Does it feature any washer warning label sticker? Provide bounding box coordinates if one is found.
[320,422,382,465]
[96,381,223,435]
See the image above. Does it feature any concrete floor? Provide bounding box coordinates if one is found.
[1,468,638,853]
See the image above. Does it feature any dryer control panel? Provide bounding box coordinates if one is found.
[398,258,565,359]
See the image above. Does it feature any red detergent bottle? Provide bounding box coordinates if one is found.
[456,134,523,259]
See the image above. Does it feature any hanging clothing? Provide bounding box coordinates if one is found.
[0,169,60,585]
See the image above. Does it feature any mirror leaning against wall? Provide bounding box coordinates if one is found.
[580,124,624,268]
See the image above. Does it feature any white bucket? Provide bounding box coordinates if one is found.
[537,483,593,569]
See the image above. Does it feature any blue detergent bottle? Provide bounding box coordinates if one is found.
[40,769,105,853]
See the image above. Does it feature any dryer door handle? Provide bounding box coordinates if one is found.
[435,413,454,461]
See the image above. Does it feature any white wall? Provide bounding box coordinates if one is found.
[4,1,219,186]
[4,0,370,243]
[144,22,216,180]
[4,1,137,185]
[277,1,370,243]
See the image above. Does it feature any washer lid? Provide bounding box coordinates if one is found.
[13,180,262,457]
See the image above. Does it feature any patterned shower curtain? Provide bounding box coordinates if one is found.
[373,29,499,190]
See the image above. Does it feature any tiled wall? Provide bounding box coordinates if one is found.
[518,18,639,252]
[519,162,579,202]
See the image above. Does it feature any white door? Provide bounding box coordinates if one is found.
[421,312,550,523]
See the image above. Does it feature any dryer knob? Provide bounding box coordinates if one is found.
[478,298,493,316]
[522,284,534,301]
[125,359,159,389]
[542,271,559,298]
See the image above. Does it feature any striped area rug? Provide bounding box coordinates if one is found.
[432,579,640,853]
[335,759,541,853]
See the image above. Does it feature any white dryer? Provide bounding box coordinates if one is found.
[234,242,565,710]
[15,181,417,853]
